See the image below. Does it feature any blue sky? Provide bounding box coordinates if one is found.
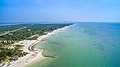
[0,0,120,22]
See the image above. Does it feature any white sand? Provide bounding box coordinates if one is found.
[1,24,74,67]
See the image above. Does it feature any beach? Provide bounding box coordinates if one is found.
[27,23,120,67]
[1,24,73,67]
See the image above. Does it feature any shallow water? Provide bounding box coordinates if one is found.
[26,22,120,67]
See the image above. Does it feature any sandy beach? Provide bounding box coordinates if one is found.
[1,24,74,67]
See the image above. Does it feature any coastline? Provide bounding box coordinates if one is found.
[1,24,74,67]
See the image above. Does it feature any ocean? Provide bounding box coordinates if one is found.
[26,22,120,67]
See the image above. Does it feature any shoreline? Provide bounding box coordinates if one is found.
[1,24,74,67]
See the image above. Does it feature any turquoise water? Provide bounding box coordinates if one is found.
[27,23,120,67]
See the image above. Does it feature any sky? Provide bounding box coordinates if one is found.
[0,0,120,22]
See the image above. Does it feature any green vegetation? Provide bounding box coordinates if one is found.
[0,41,27,63]
[0,24,28,35]
[0,24,72,41]
[0,23,73,63]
